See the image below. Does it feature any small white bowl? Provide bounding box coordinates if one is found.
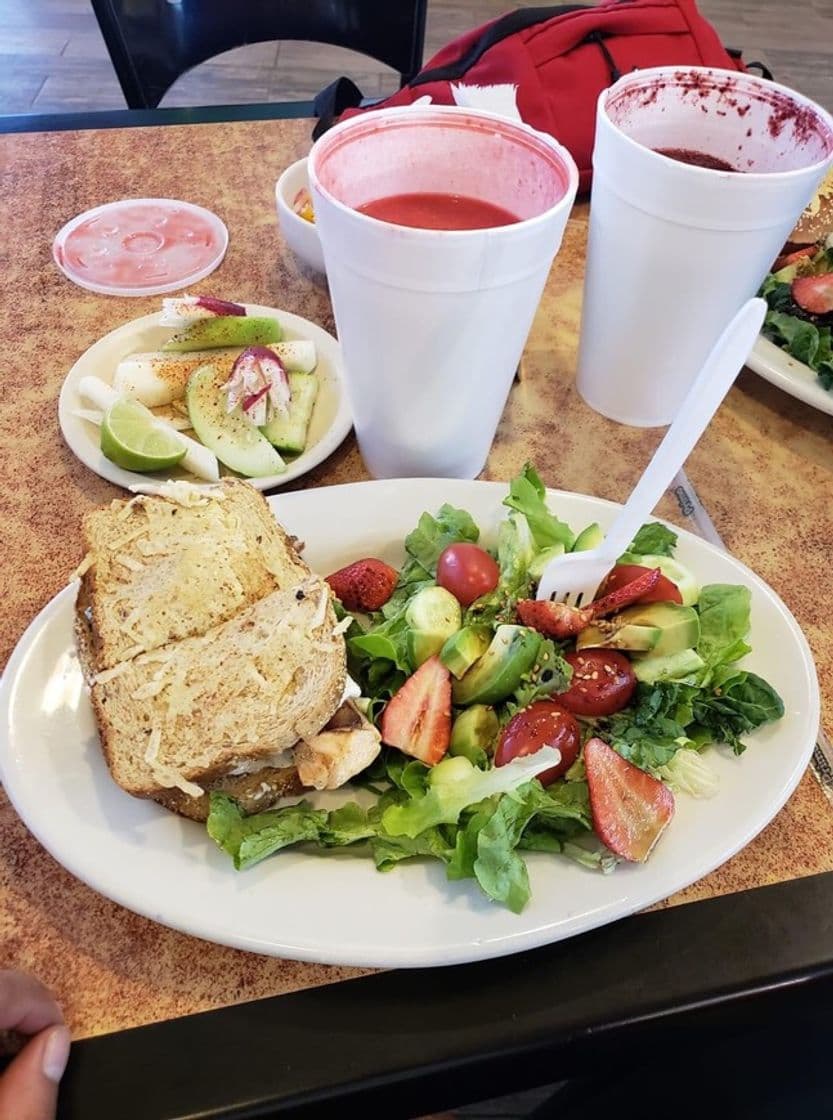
[275,158,326,274]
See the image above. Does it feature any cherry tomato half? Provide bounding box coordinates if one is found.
[437,543,500,607]
[558,650,637,717]
[596,564,682,605]
[495,701,580,786]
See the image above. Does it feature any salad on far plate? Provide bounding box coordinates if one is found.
[207,464,785,913]
[758,169,833,392]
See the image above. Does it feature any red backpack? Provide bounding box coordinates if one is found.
[314,0,768,193]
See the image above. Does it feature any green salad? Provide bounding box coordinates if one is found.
[208,465,785,912]
[759,243,833,391]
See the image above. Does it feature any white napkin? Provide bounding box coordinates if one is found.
[404,83,524,124]
[450,82,523,123]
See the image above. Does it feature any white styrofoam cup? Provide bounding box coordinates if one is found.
[576,67,833,427]
[308,105,579,479]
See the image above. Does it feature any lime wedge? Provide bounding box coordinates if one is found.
[100,398,187,472]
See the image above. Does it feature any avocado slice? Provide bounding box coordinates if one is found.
[573,522,604,551]
[440,626,490,679]
[164,316,282,352]
[186,363,286,477]
[576,620,662,653]
[578,602,700,656]
[632,647,706,685]
[405,586,462,667]
[449,705,500,766]
[260,371,319,456]
[452,625,541,706]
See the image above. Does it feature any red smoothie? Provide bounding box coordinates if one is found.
[654,147,740,172]
[356,192,520,230]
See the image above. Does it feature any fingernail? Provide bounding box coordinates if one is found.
[42,1025,70,1083]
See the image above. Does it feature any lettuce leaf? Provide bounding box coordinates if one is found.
[371,827,453,871]
[207,763,598,914]
[207,795,328,870]
[695,584,752,682]
[690,671,784,755]
[620,522,678,560]
[502,463,575,550]
[464,511,537,627]
[381,749,562,838]
[473,780,593,911]
[348,613,412,673]
[601,661,785,771]
[765,310,832,381]
[659,748,720,798]
[443,780,593,912]
[403,505,480,576]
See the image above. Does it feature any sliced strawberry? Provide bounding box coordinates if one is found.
[381,656,452,765]
[596,564,682,606]
[516,599,593,638]
[590,567,662,617]
[773,245,817,271]
[326,558,399,613]
[584,737,675,862]
[791,273,833,316]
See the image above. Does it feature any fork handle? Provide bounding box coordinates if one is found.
[601,298,767,559]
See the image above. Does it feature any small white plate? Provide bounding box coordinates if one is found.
[748,334,833,417]
[0,481,819,968]
[58,303,352,491]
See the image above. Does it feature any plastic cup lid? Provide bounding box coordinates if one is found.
[52,197,229,297]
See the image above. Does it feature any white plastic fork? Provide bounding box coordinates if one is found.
[536,297,767,605]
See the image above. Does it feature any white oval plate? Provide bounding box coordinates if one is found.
[0,480,819,968]
[748,334,833,417]
[58,304,352,491]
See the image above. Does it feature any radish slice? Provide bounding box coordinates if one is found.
[223,346,290,426]
[159,295,246,327]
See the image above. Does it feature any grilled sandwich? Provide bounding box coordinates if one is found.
[74,480,380,820]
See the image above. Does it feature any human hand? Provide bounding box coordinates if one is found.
[0,971,69,1120]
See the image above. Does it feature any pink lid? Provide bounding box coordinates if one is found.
[52,198,229,296]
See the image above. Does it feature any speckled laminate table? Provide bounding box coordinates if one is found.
[1,114,833,1119]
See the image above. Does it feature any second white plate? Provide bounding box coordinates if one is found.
[58,303,353,491]
[748,334,833,417]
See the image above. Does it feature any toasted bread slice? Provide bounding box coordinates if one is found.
[151,766,303,822]
[789,169,833,246]
[77,479,310,671]
[91,579,346,799]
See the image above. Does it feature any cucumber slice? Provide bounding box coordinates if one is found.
[260,372,319,455]
[186,363,286,478]
[632,648,705,684]
[273,340,317,373]
[405,586,462,667]
[635,555,700,606]
[164,317,282,352]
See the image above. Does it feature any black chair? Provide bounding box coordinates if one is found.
[91,0,427,110]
